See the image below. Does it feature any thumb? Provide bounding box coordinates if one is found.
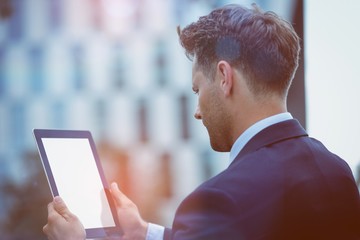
[53,196,72,220]
[110,182,132,207]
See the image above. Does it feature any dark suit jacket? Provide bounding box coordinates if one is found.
[164,119,360,240]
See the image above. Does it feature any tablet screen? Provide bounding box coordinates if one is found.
[33,129,120,238]
[42,137,115,229]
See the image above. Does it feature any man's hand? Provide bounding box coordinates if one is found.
[43,196,86,240]
[110,182,148,240]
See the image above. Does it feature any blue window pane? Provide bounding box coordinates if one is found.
[52,100,65,129]
[93,98,107,135]
[7,0,24,41]
[49,0,62,31]
[138,98,149,143]
[0,46,5,97]
[28,45,44,94]
[111,44,127,90]
[71,45,85,91]
[10,101,25,150]
[155,40,168,88]
[179,94,190,140]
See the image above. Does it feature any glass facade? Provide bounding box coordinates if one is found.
[0,0,300,238]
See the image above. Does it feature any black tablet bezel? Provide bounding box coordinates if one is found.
[33,129,121,238]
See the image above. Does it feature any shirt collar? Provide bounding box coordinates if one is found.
[229,112,293,163]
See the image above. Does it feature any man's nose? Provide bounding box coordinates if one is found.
[194,106,202,120]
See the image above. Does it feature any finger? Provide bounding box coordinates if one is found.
[53,196,72,220]
[43,224,49,235]
[110,182,132,207]
[43,224,48,234]
[47,201,60,223]
[47,201,55,213]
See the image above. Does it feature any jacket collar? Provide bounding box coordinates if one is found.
[230,119,308,166]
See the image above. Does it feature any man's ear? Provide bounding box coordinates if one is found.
[217,60,233,97]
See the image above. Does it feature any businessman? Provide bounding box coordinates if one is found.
[43,3,360,240]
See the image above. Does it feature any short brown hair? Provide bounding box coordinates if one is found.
[178,4,300,98]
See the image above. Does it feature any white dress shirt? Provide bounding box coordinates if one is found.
[229,112,293,163]
[146,223,165,240]
[145,112,293,240]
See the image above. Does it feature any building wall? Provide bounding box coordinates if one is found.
[305,0,360,178]
[0,0,298,238]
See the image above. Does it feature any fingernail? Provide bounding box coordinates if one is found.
[54,196,62,203]
[111,182,118,190]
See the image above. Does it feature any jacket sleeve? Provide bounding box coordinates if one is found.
[164,187,244,240]
[163,228,172,240]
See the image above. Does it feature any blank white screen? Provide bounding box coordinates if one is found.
[42,138,116,229]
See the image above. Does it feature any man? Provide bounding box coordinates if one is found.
[43,4,360,240]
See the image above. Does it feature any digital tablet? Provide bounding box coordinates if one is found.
[33,129,121,238]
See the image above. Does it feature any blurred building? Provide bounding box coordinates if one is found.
[0,0,301,238]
